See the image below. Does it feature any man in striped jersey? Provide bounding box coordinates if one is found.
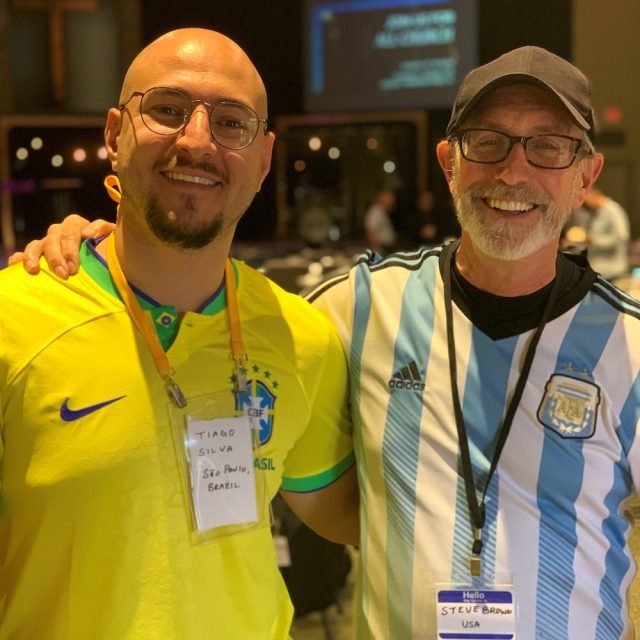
[16,47,639,639]
[310,47,640,639]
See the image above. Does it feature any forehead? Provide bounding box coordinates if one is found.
[462,84,579,134]
[128,38,265,110]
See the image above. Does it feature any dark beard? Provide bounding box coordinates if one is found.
[145,195,223,250]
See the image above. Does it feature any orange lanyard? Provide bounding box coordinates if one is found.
[224,253,248,392]
[103,177,248,408]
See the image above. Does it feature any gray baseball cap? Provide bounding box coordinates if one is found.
[446,46,595,139]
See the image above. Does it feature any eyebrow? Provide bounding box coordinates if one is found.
[152,86,254,109]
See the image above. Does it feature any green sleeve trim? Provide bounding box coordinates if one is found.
[280,451,356,492]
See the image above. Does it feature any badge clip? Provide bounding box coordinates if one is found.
[232,355,248,394]
[165,374,187,408]
[470,528,483,577]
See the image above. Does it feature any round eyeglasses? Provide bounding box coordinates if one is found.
[452,128,587,170]
[118,87,269,150]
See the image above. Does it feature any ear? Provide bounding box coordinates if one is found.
[573,152,604,209]
[436,139,456,195]
[258,131,276,188]
[104,107,123,172]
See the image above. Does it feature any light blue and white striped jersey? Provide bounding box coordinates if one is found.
[310,242,640,640]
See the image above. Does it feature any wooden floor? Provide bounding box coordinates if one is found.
[291,508,640,639]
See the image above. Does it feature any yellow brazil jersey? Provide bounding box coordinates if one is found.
[0,240,354,640]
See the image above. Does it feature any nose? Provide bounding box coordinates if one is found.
[493,140,531,184]
[175,105,216,158]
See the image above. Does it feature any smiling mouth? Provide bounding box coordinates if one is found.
[484,197,535,213]
[163,171,220,187]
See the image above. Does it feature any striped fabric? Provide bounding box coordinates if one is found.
[310,245,640,639]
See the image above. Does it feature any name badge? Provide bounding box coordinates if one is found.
[187,415,257,531]
[436,589,515,639]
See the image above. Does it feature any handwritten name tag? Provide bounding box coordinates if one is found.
[436,589,515,639]
[187,415,257,531]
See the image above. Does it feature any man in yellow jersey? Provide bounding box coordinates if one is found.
[0,28,358,640]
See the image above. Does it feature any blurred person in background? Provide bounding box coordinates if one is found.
[364,188,397,255]
[563,185,630,280]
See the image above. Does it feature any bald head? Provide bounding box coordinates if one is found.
[103,26,276,256]
[120,28,268,115]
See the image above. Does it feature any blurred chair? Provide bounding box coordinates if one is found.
[260,256,312,293]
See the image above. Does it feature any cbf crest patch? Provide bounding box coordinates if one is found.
[234,364,277,445]
[537,374,600,439]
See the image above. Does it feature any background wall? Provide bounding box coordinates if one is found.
[574,0,640,236]
[140,0,579,241]
[3,0,639,244]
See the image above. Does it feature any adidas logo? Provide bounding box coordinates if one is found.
[388,360,425,391]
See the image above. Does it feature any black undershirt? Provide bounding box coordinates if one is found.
[439,243,597,340]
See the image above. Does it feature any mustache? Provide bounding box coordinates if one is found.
[158,156,226,182]
[466,181,550,206]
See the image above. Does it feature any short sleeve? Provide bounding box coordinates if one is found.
[280,314,354,492]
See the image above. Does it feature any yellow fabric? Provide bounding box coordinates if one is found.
[0,252,353,639]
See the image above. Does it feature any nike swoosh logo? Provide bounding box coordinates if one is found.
[60,395,126,422]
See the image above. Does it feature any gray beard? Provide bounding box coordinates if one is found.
[452,167,582,261]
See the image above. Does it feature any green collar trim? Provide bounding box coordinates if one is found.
[80,239,235,349]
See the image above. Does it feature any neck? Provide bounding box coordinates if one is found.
[98,219,231,312]
[455,235,558,297]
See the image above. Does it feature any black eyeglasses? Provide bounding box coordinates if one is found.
[118,87,269,150]
[452,128,587,169]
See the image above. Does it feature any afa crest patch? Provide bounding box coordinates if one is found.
[537,374,600,439]
[237,379,277,445]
